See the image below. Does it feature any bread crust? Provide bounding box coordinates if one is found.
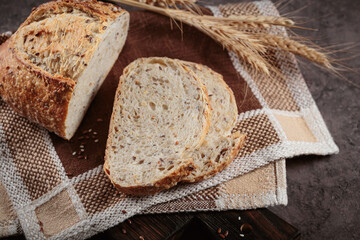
[0,0,127,139]
[104,57,211,195]
[0,40,74,137]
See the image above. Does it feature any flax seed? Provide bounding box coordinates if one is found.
[122,228,127,234]
[217,228,222,234]
[219,234,225,239]
[122,210,127,214]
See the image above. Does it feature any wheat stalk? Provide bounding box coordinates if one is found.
[258,34,332,68]
[110,0,334,75]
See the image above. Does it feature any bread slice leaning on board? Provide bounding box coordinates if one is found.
[0,0,129,139]
[179,62,246,182]
[104,57,212,195]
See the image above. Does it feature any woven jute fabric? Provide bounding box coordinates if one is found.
[0,1,338,239]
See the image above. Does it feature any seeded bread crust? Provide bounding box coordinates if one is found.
[0,0,128,139]
[104,57,211,195]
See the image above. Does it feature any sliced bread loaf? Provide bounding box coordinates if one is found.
[180,62,246,182]
[0,0,129,139]
[104,57,211,195]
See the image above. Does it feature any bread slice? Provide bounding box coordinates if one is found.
[104,57,211,195]
[180,62,246,182]
[0,0,129,139]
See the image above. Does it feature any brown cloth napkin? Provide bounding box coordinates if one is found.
[0,1,338,239]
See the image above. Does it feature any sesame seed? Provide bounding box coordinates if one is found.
[72,151,76,156]
[88,129,92,132]
[93,132,98,135]
[238,216,241,220]
[139,236,144,240]
[240,234,244,237]
[80,149,84,152]
[80,145,84,148]
[224,230,229,237]
[94,139,99,143]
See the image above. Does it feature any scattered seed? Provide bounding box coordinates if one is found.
[127,219,132,224]
[240,223,253,234]
[175,141,179,145]
[88,129,92,132]
[217,228,222,234]
[103,26,107,30]
[85,136,90,139]
[240,233,244,237]
[92,135,96,139]
[82,130,88,134]
[139,236,144,240]
[66,172,73,176]
[224,230,229,237]
[93,132,98,135]
[39,221,43,226]
[80,149,84,152]
[80,145,84,149]
[97,118,103,122]
[238,216,241,221]
[122,210,127,214]
[72,151,76,156]
[219,234,225,239]
[122,228,127,234]
[77,155,83,159]
[78,136,85,140]
[84,155,88,160]
[94,139,99,143]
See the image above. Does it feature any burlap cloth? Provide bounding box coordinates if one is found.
[0,1,338,239]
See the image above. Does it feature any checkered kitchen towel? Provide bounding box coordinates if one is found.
[0,1,338,239]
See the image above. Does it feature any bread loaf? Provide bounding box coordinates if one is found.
[180,62,246,182]
[104,57,211,195]
[0,0,129,139]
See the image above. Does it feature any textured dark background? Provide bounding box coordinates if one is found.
[0,0,359,239]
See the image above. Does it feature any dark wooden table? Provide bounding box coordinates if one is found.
[1,0,359,239]
[89,209,299,240]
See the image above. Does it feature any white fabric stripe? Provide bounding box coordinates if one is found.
[70,165,103,184]
[275,159,288,205]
